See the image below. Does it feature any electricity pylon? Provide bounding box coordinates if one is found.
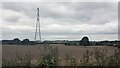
[34,8,41,42]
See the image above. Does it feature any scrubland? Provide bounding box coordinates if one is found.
[2,44,120,66]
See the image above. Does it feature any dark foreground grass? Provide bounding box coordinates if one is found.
[2,45,120,67]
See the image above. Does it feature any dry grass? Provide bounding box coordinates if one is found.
[2,44,120,66]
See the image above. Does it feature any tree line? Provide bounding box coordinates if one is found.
[1,36,120,47]
[2,38,36,45]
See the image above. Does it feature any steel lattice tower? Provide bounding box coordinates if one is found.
[34,8,41,42]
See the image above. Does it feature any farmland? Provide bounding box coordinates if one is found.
[2,44,120,66]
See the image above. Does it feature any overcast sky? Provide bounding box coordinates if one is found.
[0,2,118,41]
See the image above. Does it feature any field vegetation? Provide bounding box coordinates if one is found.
[2,44,120,66]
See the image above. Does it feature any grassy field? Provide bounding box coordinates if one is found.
[2,44,120,66]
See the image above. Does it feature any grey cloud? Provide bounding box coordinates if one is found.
[1,2,118,40]
[2,2,37,18]
[2,2,117,24]
[3,15,20,22]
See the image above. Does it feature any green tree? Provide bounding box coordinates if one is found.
[13,38,20,45]
[80,36,90,46]
[22,38,30,45]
